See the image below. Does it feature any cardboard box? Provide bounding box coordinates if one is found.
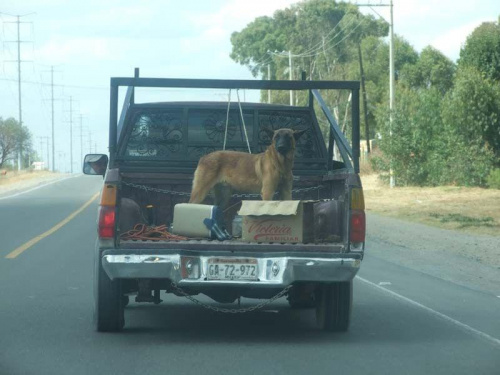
[239,200,314,243]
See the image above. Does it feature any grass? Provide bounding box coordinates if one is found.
[361,172,500,236]
[428,213,495,228]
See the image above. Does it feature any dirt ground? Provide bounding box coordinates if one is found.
[0,170,65,196]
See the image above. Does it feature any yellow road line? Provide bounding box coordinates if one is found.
[5,192,100,259]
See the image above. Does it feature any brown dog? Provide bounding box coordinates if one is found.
[189,128,307,206]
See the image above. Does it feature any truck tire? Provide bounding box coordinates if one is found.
[315,281,352,332]
[289,298,316,309]
[287,286,316,309]
[94,252,125,332]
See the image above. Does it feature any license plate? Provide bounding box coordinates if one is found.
[207,258,258,280]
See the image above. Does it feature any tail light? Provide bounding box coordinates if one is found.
[350,187,366,244]
[350,210,366,242]
[98,184,117,239]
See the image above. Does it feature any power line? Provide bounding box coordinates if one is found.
[251,11,357,71]
[272,16,366,60]
[273,15,358,59]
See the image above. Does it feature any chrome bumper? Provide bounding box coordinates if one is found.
[102,253,361,287]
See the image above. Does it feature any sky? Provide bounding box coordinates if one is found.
[0,0,498,172]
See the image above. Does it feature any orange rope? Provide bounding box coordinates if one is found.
[120,223,187,241]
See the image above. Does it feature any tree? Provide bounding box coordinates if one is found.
[230,0,389,138]
[402,46,456,94]
[441,66,500,158]
[459,18,500,82]
[375,87,443,186]
[374,78,496,187]
[0,117,31,168]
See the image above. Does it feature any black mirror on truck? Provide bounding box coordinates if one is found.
[83,154,109,176]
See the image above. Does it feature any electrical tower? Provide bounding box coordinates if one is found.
[78,114,88,168]
[50,66,56,171]
[1,12,35,170]
[65,96,75,174]
[40,65,63,171]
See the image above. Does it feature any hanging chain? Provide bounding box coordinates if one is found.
[170,282,293,314]
[121,180,322,198]
[121,181,192,196]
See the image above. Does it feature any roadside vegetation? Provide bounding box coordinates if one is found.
[0,117,34,170]
[361,171,500,236]
[230,1,500,188]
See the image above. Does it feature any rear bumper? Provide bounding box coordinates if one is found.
[101,250,362,287]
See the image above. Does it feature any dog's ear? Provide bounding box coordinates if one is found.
[262,128,275,141]
[293,128,307,141]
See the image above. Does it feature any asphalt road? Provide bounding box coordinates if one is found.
[0,176,499,375]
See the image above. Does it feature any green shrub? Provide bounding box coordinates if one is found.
[487,168,500,189]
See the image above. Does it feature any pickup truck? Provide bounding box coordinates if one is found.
[83,72,365,332]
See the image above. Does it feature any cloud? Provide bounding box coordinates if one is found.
[180,0,296,60]
[189,0,296,34]
[430,19,490,61]
[35,37,119,64]
[395,0,479,19]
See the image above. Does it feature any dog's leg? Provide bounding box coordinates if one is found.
[189,167,217,204]
[213,183,234,230]
[278,179,293,200]
[213,183,232,209]
[261,177,278,200]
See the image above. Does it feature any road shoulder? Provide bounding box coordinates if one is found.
[367,212,500,296]
[0,172,73,199]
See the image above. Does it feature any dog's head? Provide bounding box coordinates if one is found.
[264,128,307,156]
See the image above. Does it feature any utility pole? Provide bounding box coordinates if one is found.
[46,137,49,168]
[51,66,55,171]
[88,131,92,154]
[39,137,43,165]
[16,16,21,130]
[37,136,49,169]
[43,136,50,168]
[1,12,35,170]
[78,114,84,167]
[356,1,395,187]
[357,43,370,153]
[42,65,62,171]
[388,0,395,188]
[288,50,293,106]
[268,64,271,104]
[69,96,74,173]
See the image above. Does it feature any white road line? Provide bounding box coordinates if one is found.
[0,175,79,201]
[356,275,500,349]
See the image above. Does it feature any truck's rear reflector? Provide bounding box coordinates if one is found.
[350,209,365,243]
[350,187,365,210]
[100,184,117,206]
[98,206,116,238]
